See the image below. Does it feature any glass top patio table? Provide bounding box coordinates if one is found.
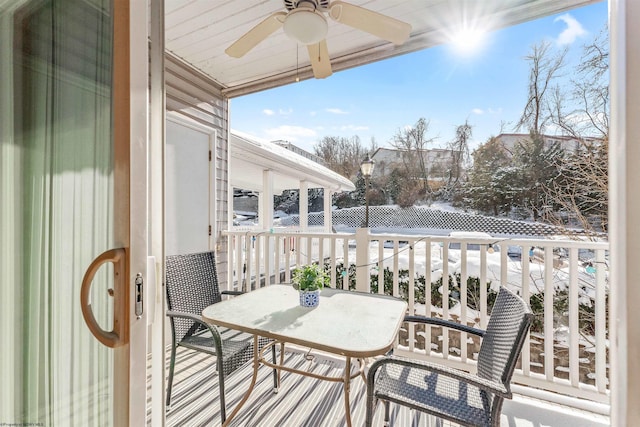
[202,284,408,358]
[202,284,407,426]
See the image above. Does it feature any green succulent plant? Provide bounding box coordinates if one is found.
[292,264,329,292]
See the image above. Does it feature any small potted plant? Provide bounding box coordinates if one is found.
[292,263,329,308]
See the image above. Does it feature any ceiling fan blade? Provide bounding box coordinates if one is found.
[225,11,287,58]
[307,40,332,79]
[328,1,411,45]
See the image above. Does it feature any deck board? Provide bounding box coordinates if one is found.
[149,345,609,427]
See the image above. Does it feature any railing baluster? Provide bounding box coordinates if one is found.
[521,244,531,376]
[306,235,312,265]
[284,235,291,282]
[393,240,399,297]
[378,239,384,295]
[460,243,468,362]
[569,247,579,387]
[330,236,337,288]
[442,242,450,360]
[408,242,415,351]
[274,235,281,284]
[264,234,271,286]
[425,239,432,355]
[595,248,607,393]
[254,235,261,289]
[244,234,252,292]
[544,246,554,381]
[342,238,349,290]
[480,243,487,330]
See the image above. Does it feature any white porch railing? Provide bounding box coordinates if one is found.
[222,229,610,405]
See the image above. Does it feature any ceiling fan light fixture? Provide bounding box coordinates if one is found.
[283,9,328,45]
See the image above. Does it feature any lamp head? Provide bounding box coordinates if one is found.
[360,155,375,178]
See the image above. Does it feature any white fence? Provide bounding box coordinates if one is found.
[222,229,610,404]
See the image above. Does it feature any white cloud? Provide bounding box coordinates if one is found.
[488,107,503,115]
[326,108,349,115]
[335,125,369,132]
[264,125,317,142]
[262,108,293,116]
[554,14,587,45]
[472,108,484,115]
[310,111,317,117]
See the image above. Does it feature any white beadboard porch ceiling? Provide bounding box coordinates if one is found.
[165,0,600,98]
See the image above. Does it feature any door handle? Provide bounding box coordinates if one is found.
[80,248,127,348]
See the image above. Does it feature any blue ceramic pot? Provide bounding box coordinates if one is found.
[299,289,320,308]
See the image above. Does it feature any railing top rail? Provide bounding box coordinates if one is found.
[222,229,609,250]
[223,230,356,238]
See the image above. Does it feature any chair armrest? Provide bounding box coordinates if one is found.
[166,310,223,344]
[404,315,485,337]
[221,290,243,296]
[166,309,205,323]
[368,355,511,399]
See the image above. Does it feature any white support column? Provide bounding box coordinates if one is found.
[299,180,309,231]
[323,188,333,233]
[262,169,274,230]
[611,0,640,424]
[257,193,264,228]
[355,227,370,292]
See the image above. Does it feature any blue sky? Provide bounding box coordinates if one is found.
[230,2,608,153]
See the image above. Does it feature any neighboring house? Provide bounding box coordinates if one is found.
[370,147,461,182]
[494,133,602,156]
[272,140,326,165]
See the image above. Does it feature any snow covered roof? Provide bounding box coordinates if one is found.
[230,131,355,193]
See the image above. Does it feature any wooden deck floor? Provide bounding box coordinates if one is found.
[152,346,609,427]
[155,345,435,427]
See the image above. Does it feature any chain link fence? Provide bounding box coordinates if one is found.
[279,205,591,237]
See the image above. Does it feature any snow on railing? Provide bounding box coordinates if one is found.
[222,229,610,403]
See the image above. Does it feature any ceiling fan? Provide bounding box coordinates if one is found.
[225,0,412,79]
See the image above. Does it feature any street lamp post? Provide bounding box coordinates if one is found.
[360,155,375,228]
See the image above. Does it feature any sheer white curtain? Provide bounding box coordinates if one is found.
[1,1,115,425]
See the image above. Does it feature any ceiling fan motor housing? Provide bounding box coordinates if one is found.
[284,0,330,11]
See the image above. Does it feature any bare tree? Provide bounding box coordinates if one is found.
[313,135,377,180]
[516,41,567,134]
[447,120,472,186]
[390,117,437,194]
[544,28,609,235]
[544,140,608,234]
[551,27,609,139]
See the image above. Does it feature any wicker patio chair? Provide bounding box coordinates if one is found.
[165,251,276,424]
[366,286,533,427]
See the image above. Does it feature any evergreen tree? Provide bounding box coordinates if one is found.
[513,132,564,221]
[463,137,512,215]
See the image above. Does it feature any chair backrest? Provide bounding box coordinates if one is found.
[165,251,222,343]
[476,287,533,389]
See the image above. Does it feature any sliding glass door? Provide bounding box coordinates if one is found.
[0,0,149,424]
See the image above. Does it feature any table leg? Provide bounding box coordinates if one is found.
[222,335,260,427]
[358,358,367,382]
[344,356,353,427]
[276,342,285,392]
